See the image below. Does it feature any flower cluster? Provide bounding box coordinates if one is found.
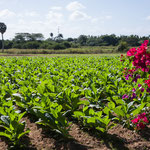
[145,75,150,88]
[123,68,135,80]
[121,40,150,130]
[127,40,150,72]
[131,113,149,130]
[124,40,150,91]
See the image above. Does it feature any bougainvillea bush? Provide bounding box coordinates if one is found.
[121,40,150,131]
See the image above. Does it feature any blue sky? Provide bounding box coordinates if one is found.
[1,0,150,39]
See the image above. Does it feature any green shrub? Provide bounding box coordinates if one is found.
[22,41,40,49]
[63,41,71,48]
[53,43,65,50]
[116,41,129,52]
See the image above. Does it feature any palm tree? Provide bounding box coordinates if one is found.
[0,22,7,52]
[58,33,63,39]
[50,33,53,40]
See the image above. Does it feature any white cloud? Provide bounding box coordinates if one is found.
[0,9,15,18]
[4,9,65,39]
[25,11,38,17]
[17,11,39,19]
[46,11,63,24]
[69,11,91,21]
[91,18,99,23]
[46,11,63,21]
[96,15,112,23]
[145,16,150,20]
[105,15,112,20]
[51,6,62,11]
[8,20,46,39]
[66,1,85,11]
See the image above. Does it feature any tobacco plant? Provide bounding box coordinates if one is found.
[0,103,30,147]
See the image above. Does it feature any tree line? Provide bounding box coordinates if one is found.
[1,33,150,50]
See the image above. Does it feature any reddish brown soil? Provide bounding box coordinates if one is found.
[0,116,150,150]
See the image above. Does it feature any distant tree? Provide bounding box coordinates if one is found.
[30,33,44,41]
[100,34,118,46]
[63,41,71,48]
[120,35,140,46]
[13,33,25,42]
[22,41,40,49]
[55,33,63,42]
[57,33,63,41]
[77,35,87,46]
[53,43,65,50]
[13,33,44,42]
[50,33,53,40]
[4,40,13,49]
[116,41,129,52]
[0,22,7,52]
[67,37,74,42]
[86,36,99,46]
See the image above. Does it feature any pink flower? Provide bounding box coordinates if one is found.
[142,117,149,123]
[136,122,146,130]
[128,40,149,72]
[122,94,129,99]
[147,88,150,93]
[132,88,136,92]
[127,48,137,56]
[141,88,144,92]
[138,112,146,119]
[131,118,139,124]
[132,112,149,130]
[145,79,150,88]
[144,40,149,45]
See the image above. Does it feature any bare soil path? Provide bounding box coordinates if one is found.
[0,116,150,150]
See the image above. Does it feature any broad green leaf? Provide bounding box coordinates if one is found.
[74,111,85,118]
[87,117,96,123]
[1,116,10,126]
[0,132,11,139]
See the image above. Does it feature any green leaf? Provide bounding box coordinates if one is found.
[103,116,110,125]
[96,127,105,133]
[108,123,116,130]
[103,107,110,115]
[0,132,11,139]
[18,112,26,122]
[37,84,45,94]
[108,101,115,109]
[1,116,10,126]
[0,125,11,132]
[83,106,89,112]
[113,107,124,117]
[87,117,96,123]
[96,111,102,117]
[146,96,150,102]
[56,105,62,112]
[18,129,30,139]
[127,101,134,110]
[89,109,95,115]
[78,100,90,106]
[131,103,145,116]
[74,111,85,118]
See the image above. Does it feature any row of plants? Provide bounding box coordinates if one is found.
[0,42,149,148]
[0,56,124,147]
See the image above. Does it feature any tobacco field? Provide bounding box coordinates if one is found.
[0,41,150,149]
